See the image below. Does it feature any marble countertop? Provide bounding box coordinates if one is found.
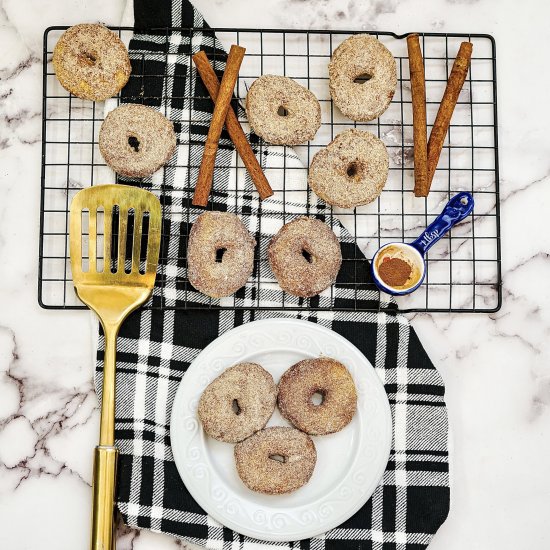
[0,0,549,549]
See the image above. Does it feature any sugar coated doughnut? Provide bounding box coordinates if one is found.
[53,24,131,101]
[245,75,321,145]
[268,217,341,298]
[308,129,389,208]
[277,358,357,435]
[99,104,176,178]
[198,363,276,443]
[234,427,317,494]
[329,34,397,122]
[187,212,256,298]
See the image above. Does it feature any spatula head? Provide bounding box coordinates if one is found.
[69,184,161,319]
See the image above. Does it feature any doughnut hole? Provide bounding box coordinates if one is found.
[310,390,326,406]
[353,72,373,84]
[277,105,289,117]
[346,160,365,182]
[79,50,98,66]
[215,247,227,263]
[268,454,287,463]
[128,135,140,152]
[301,248,313,264]
[231,399,241,415]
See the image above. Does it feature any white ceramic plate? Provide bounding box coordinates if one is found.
[170,318,392,542]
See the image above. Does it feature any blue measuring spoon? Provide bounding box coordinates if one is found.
[371,192,475,295]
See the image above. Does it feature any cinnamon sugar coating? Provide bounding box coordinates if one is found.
[99,104,176,178]
[308,129,389,208]
[329,34,397,122]
[234,427,317,494]
[268,217,342,298]
[52,24,131,101]
[246,75,321,145]
[198,363,276,443]
[277,358,357,435]
[187,212,256,298]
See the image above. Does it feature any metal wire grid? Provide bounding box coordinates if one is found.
[39,27,501,313]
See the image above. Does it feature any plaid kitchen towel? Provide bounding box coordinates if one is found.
[95,0,450,548]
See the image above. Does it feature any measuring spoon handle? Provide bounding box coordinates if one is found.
[411,192,474,254]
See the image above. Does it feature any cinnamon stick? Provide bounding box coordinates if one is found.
[192,44,246,207]
[407,34,429,197]
[423,41,473,195]
[192,51,274,201]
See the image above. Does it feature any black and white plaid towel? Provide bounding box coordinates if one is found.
[96,1,450,548]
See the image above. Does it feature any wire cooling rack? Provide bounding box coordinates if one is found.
[39,27,501,313]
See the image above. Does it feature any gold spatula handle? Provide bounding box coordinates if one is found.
[91,445,118,550]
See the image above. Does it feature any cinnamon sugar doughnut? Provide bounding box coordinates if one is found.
[99,104,176,178]
[268,217,342,298]
[187,212,256,298]
[53,24,131,101]
[198,363,276,443]
[329,34,397,122]
[308,129,389,208]
[234,427,317,494]
[277,358,357,435]
[245,75,321,145]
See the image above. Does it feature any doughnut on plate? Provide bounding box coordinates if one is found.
[170,318,392,542]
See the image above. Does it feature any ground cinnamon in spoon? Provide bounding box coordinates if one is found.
[378,257,412,287]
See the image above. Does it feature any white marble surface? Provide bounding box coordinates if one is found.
[0,0,549,549]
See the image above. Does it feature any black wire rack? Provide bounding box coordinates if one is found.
[39,27,501,313]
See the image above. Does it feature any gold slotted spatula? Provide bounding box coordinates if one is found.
[69,184,161,550]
